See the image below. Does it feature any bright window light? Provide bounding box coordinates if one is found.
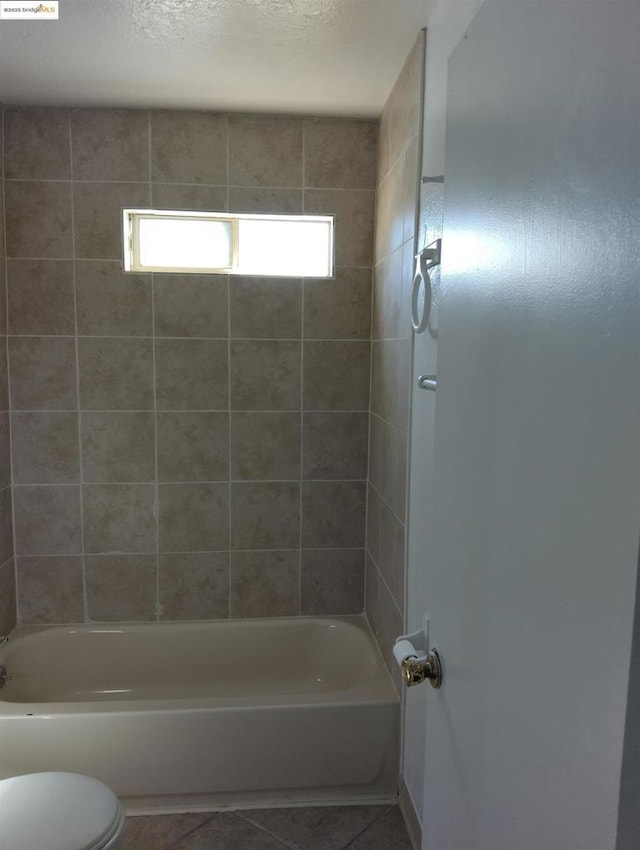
[124,210,334,277]
[237,217,332,276]
[138,216,233,271]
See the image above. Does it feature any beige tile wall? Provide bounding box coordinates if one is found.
[1,107,377,625]
[0,112,16,635]
[366,34,425,679]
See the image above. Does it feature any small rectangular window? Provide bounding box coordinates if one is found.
[123,209,334,277]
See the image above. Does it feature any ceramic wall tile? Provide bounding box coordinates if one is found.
[9,337,77,411]
[159,553,229,621]
[303,268,372,341]
[304,118,377,190]
[75,261,152,337]
[17,556,83,624]
[158,483,229,553]
[153,275,228,339]
[155,339,228,411]
[5,181,73,258]
[230,412,300,481]
[3,105,379,624]
[13,485,81,556]
[11,412,80,485]
[229,550,299,618]
[150,111,227,185]
[230,341,300,411]
[301,548,365,615]
[4,107,71,180]
[86,554,156,621]
[157,412,229,482]
[7,259,75,335]
[228,115,302,188]
[71,108,149,182]
[78,337,154,410]
[230,277,301,340]
[230,483,300,551]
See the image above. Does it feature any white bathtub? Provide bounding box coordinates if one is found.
[0,615,399,813]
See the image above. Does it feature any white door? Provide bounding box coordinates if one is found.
[421,3,640,849]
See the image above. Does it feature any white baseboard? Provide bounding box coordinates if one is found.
[399,778,422,850]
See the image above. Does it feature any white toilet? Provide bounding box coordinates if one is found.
[0,772,126,850]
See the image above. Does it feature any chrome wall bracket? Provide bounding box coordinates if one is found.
[420,238,441,270]
[418,374,437,391]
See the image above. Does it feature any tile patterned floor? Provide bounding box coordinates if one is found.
[122,804,413,850]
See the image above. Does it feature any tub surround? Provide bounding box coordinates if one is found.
[0,80,425,667]
[0,615,399,812]
[0,46,425,850]
[0,107,377,627]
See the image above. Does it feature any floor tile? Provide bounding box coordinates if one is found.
[347,807,412,850]
[121,805,412,850]
[173,813,289,850]
[240,805,387,850]
[121,813,213,850]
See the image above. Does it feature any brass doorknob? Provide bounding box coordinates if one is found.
[402,649,442,689]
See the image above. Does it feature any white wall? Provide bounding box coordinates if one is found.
[403,0,484,826]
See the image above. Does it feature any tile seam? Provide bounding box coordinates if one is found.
[226,114,232,619]
[148,109,162,623]
[67,108,89,623]
[298,123,305,614]
[1,106,21,627]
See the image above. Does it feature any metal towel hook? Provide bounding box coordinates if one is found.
[411,239,441,334]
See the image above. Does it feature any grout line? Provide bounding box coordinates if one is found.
[235,812,297,849]
[226,118,232,619]
[366,535,404,622]
[363,230,376,618]
[2,106,21,626]
[342,805,396,850]
[8,409,371,415]
[16,546,366,559]
[11,479,368,487]
[3,177,376,194]
[299,123,305,616]
[148,110,161,623]
[148,110,154,207]
[301,111,307,192]
[163,813,218,850]
[68,110,89,624]
[3,333,376,342]
[369,409,407,437]
[0,555,14,572]
[3,258,372,272]
[227,274,232,617]
[298,339,305,591]
[298,363,304,614]
[368,466,408,528]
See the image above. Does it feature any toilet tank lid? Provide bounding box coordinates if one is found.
[0,772,124,850]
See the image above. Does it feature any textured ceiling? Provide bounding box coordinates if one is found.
[0,0,435,116]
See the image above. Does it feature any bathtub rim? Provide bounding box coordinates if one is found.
[0,613,398,716]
